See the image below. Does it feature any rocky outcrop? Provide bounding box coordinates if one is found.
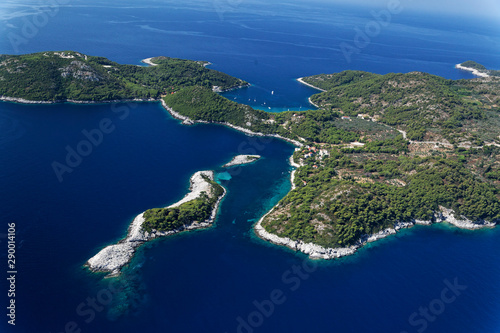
[59,60,102,81]
[455,63,490,78]
[223,155,261,168]
[437,206,496,229]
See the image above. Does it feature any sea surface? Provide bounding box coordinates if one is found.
[0,1,499,332]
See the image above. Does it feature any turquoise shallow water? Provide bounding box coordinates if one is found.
[0,1,499,332]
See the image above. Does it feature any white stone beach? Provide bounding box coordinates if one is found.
[141,57,159,66]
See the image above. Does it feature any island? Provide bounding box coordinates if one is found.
[0,51,248,102]
[223,155,261,168]
[2,51,499,263]
[86,171,225,277]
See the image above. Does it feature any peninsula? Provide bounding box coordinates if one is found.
[0,51,248,102]
[258,68,500,256]
[86,170,225,277]
[455,61,500,78]
[2,51,500,262]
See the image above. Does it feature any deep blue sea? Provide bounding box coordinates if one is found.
[0,1,500,332]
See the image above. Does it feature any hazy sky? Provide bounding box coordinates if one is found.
[330,0,500,18]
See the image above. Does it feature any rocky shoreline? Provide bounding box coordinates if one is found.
[221,121,304,147]
[255,149,497,259]
[308,97,320,108]
[160,99,304,147]
[295,78,323,108]
[86,171,226,277]
[288,153,302,191]
[255,190,496,260]
[0,95,156,105]
[455,63,490,78]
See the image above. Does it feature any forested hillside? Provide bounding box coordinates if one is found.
[259,71,500,249]
[262,145,500,247]
[0,51,247,101]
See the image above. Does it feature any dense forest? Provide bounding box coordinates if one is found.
[142,175,224,233]
[0,51,247,101]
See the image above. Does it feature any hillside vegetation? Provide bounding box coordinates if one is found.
[262,145,500,247]
[304,71,500,144]
[260,70,500,249]
[0,51,246,101]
